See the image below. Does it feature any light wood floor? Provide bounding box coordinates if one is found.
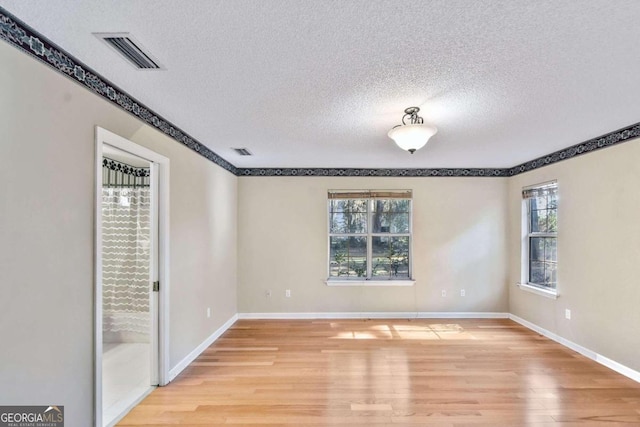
[119,319,640,426]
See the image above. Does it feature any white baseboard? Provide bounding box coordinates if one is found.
[105,386,155,427]
[508,314,597,359]
[509,314,640,384]
[168,313,238,382]
[596,354,640,384]
[238,312,509,320]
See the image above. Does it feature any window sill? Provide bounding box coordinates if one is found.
[516,282,558,299]
[326,279,415,287]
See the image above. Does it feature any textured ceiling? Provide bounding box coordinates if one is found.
[2,0,640,169]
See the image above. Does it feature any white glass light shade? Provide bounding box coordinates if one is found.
[387,123,438,153]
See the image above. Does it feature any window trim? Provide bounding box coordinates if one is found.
[521,180,558,294]
[516,282,559,299]
[326,279,416,287]
[327,190,413,283]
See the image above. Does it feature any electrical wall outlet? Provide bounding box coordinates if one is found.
[207,307,211,318]
[441,290,446,297]
[460,289,466,297]
[285,289,291,298]
[565,309,571,320]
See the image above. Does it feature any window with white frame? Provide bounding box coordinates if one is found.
[328,190,412,280]
[522,181,558,289]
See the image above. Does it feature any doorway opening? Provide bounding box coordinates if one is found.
[95,127,170,427]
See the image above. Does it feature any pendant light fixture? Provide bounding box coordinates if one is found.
[387,106,438,154]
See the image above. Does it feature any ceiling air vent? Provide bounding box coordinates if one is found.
[94,33,164,70]
[233,148,252,156]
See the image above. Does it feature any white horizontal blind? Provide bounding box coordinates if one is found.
[522,181,557,199]
[328,190,412,199]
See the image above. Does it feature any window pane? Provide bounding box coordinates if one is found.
[389,213,410,233]
[373,199,410,213]
[529,193,557,234]
[391,199,410,212]
[329,199,368,233]
[329,236,348,277]
[329,236,367,278]
[547,208,557,232]
[530,196,547,211]
[346,236,367,278]
[330,199,367,213]
[529,237,545,262]
[329,212,344,233]
[372,236,390,277]
[329,212,367,233]
[530,209,548,233]
[372,200,389,213]
[372,236,409,278]
[372,212,409,233]
[529,259,556,288]
[545,261,557,288]
[529,261,545,284]
[348,258,367,278]
[372,212,390,233]
[544,238,557,262]
[530,237,557,287]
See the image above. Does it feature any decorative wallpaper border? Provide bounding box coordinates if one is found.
[0,7,237,175]
[505,122,640,176]
[1,6,639,178]
[236,167,508,177]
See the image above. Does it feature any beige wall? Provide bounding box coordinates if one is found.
[0,42,237,426]
[508,139,640,372]
[238,177,509,313]
[129,126,238,367]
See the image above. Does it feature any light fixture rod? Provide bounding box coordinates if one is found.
[401,107,424,125]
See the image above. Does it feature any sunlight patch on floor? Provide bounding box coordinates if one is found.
[330,322,474,340]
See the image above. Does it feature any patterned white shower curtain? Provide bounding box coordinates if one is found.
[102,186,151,342]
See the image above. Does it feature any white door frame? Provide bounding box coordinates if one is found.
[94,127,171,427]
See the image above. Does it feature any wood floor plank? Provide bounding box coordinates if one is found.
[118,319,640,426]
